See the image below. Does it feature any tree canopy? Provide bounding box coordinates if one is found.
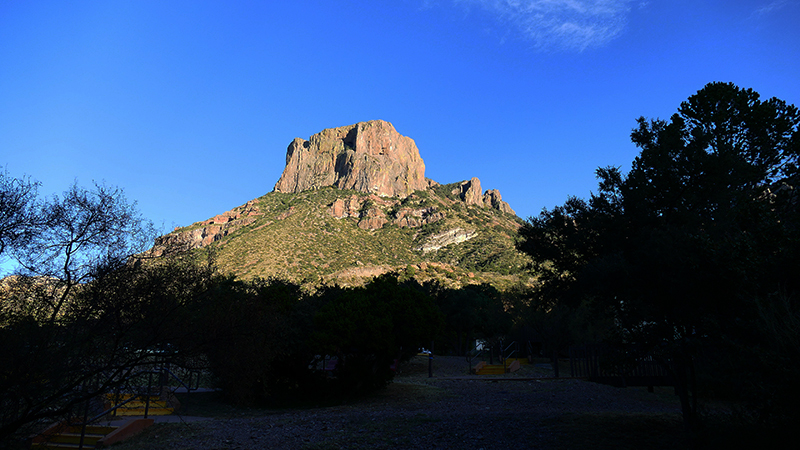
[0,170,40,259]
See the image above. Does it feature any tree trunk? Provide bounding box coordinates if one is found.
[671,354,697,436]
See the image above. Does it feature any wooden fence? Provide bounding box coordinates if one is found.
[569,344,673,388]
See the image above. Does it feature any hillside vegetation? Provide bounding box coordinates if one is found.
[165,185,532,290]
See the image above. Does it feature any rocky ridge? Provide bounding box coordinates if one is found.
[151,200,262,256]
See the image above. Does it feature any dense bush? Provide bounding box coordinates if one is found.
[198,274,443,404]
[195,276,318,405]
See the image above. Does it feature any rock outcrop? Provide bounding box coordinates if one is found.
[274,120,427,198]
[453,178,516,215]
[140,120,530,291]
[392,207,445,228]
[415,228,478,253]
[357,207,388,230]
[330,195,363,219]
[483,189,515,215]
[328,194,445,230]
[459,177,485,206]
[150,201,261,255]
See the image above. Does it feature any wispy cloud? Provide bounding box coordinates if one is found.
[453,0,634,51]
[752,0,793,17]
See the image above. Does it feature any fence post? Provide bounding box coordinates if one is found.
[569,346,574,378]
[78,378,90,450]
[428,340,434,378]
[144,372,153,419]
[553,350,559,378]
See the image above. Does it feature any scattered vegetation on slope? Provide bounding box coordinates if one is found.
[169,185,532,290]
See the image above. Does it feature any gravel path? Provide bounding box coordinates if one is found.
[114,356,682,450]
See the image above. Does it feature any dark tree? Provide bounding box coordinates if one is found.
[518,82,800,433]
[0,179,215,444]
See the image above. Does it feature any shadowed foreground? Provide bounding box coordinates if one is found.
[109,356,694,450]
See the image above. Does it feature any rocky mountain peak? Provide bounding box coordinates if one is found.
[274,120,427,198]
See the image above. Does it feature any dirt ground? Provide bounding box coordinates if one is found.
[108,356,690,450]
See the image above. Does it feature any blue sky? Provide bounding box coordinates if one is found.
[2,0,799,234]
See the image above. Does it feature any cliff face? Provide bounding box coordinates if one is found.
[273,120,515,215]
[274,120,427,198]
